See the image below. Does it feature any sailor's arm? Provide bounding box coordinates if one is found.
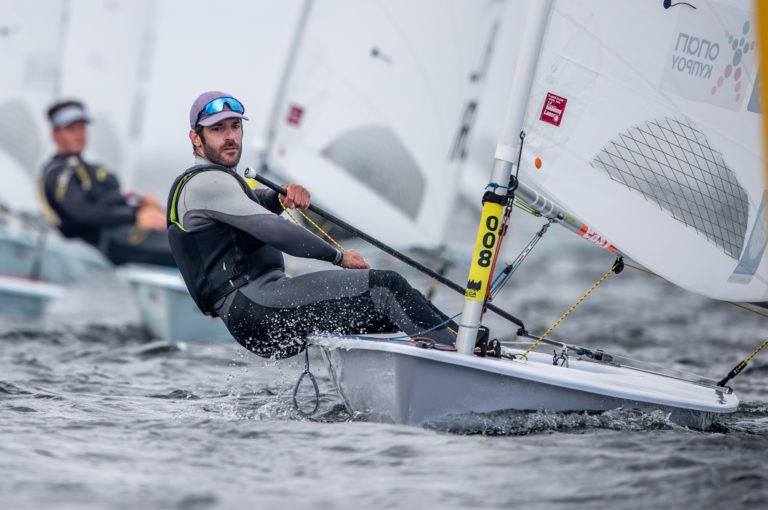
[248,188,282,214]
[248,183,308,214]
[45,167,137,227]
[263,183,368,268]
[183,172,342,264]
[215,211,344,263]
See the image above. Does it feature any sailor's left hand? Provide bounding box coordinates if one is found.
[283,184,310,209]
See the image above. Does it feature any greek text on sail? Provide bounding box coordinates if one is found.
[671,32,720,79]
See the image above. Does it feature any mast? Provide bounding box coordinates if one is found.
[455,0,553,354]
[52,0,72,100]
[258,0,314,171]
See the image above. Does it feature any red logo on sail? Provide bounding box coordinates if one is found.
[540,92,567,127]
[578,224,617,252]
[286,104,305,126]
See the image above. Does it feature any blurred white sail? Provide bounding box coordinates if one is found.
[0,0,66,210]
[264,0,506,248]
[460,0,535,206]
[58,0,155,181]
[128,0,302,197]
[516,0,766,302]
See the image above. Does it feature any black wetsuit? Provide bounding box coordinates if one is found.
[40,154,175,267]
[170,158,457,359]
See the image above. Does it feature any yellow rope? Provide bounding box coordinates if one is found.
[742,337,768,366]
[726,301,768,320]
[278,195,344,251]
[519,260,619,360]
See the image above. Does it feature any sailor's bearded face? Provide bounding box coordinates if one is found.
[198,118,243,167]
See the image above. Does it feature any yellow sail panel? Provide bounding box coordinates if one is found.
[757,0,768,229]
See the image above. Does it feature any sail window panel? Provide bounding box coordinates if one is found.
[646,121,666,144]
[634,139,656,165]
[680,208,696,228]
[591,117,749,260]
[595,154,641,196]
[0,99,42,173]
[322,125,425,219]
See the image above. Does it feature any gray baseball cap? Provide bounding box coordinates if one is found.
[48,100,91,128]
[189,91,248,129]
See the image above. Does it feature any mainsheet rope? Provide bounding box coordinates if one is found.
[621,260,768,387]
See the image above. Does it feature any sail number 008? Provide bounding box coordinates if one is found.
[477,215,499,267]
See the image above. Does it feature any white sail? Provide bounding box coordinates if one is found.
[0,0,67,210]
[58,0,155,182]
[262,0,505,248]
[515,0,766,302]
[126,0,302,198]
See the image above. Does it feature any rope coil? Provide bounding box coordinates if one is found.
[292,348,320,417]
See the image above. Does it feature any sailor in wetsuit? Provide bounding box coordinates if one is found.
[39,100,175,267]
[167,91,458,359]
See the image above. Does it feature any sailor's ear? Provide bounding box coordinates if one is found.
[189,129,200,146]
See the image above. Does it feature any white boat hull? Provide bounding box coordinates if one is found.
[315,337,738,429]
[0,274,63,318]
[119,265,230,343]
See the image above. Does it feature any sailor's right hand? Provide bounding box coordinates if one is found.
[136,204,166,231]
[340,249,370,269]
[140,194,163,212]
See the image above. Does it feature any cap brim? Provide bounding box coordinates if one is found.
[52,114,91,129]
[197,111,249,127]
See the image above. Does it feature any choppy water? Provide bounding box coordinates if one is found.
[2,215,768,510]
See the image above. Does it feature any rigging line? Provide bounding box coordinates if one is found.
[514,130,526,182]
[623,261,768,321]
[489,219,553,300]
[624,261,659,278]
[726,301,768,320]
[717,336,768,388]
[279,195,344,251]
[512,197,540,217]
[518,257,624,361]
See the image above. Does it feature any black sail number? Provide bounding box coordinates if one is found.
[477,215,499,268]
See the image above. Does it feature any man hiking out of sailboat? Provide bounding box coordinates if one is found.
[167,91,458,359]
[39,100,176,267]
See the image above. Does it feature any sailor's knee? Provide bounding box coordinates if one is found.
[369,269,408,291]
